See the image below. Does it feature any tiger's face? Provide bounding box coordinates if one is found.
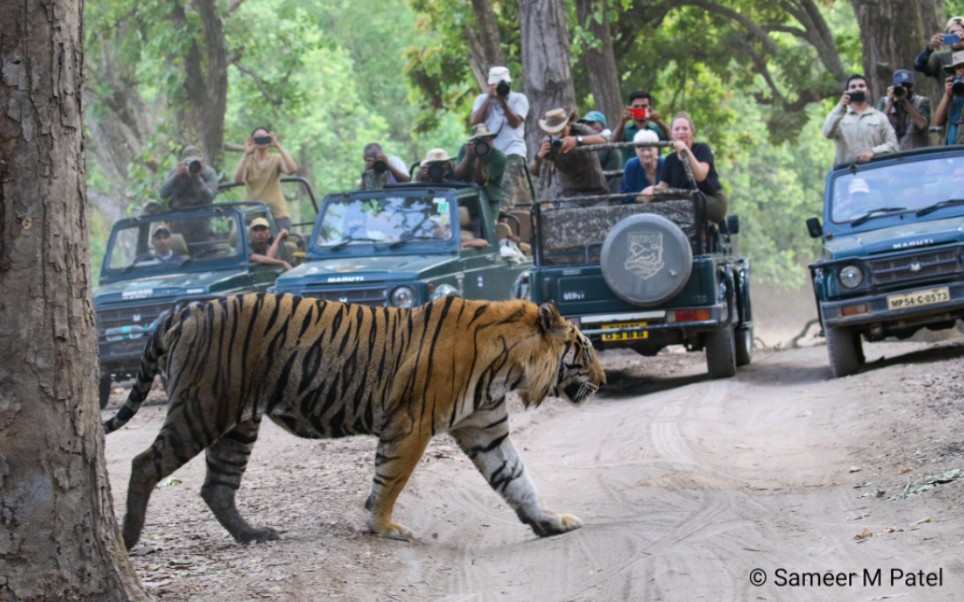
[553,326,605,405]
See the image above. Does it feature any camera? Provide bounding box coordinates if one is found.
[953,77,964,98]
[371,159,387,174]
[893,85,906,99]
[496,80,510,97]
[184,158,202,174]
[847,90,866,104]
[253,135,272,145]
[945,34,961,46]
[549,136,564,152]
[628,107,650,120]
[473,139,491,157]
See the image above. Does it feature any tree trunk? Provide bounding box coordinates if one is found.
[467,0,505,90]
[851,0,943,103]
[574,0,623,128]
[520,0,577,157]
[0,0,147,599]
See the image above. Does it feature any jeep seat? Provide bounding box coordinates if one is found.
[169,233,188,256]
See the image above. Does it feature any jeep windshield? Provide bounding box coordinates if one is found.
[104,212,244,275]
[830,154,964,224]
[314,193,455,250]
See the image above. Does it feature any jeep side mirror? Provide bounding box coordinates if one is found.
[806,217,822,238]
[726,214,740,235]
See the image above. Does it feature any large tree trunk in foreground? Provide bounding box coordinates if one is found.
[520,0,577,157]
[0,0,146,599]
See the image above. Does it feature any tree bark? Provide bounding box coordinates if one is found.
[851,0,943,104]
[574,0,623,129]
[520,0,577,156]
[467,0,505,90]
[0,0,146,599]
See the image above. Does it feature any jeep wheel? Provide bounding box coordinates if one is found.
[705,325,737,378]
[735,326,753,366]
[825,325,863,377]
[600,214,693,307]
[98,375,112,410]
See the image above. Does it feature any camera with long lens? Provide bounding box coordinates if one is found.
[473,139,491,157]
[496,80,510,97]
[953,77,964,98]
[549,136,564,152]
[371,159,387,174]
[184,158,202,174]
[426,162,448,183]
[893,86,906,99]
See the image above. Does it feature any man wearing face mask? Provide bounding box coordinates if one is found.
[822,74,898,168]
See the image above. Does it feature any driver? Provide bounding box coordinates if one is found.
[836,178,874,221]
[131,226,182,265]
[342,207,392,242]
[248,217,292,271]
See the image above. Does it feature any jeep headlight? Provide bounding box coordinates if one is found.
[838,264,864,289]
[431,283,459,300]
[390,286,416,308]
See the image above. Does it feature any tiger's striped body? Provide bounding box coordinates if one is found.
[105,293,604,547]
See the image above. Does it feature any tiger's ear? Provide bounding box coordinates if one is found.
[537,302,566,340]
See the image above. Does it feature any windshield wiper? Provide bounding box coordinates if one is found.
[850,207,907,227]
[388,234,438,249]
[916,198,964,217]
[330,235,379,251]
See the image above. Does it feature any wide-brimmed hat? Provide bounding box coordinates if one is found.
[469,123,497,140]
[422,148,451,163]
[249,217,271,231]
[179,146,203,161]
[151,225,171,238]
[893,69,915,86]
[578,110,608,128]
[945,50,964,73]
[538,108,577,134]
[487,66,511,85]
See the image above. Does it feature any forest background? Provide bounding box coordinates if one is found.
[83,0,964,289]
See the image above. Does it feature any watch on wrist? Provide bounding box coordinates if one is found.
[576,135,584,146]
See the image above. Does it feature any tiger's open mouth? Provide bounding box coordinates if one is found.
[564,381,599,405]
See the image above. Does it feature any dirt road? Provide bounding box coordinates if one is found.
[103,337,964,601]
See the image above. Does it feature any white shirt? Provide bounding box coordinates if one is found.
[472,91,529,158]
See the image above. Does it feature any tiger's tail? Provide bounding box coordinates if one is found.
[102,309,176,434]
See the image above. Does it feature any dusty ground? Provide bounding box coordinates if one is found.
[102,297,964,601]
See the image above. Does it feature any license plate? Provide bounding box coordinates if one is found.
[601,321,648,342]
[886,287,950,310]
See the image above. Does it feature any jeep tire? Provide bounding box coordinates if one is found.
[826,325,863,377]
[735,326,753,366]
[706,324,737,378]
[600,214,693,307]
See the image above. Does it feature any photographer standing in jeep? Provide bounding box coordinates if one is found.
[471,66,531,209]
[822,75,898,168]
[530,108,608,202]
[933,52,964,145]
[611,91,671,165]
[454,123,507,216]
[159,146,219,210]
[359,142,411,190]
[876,69,930,151]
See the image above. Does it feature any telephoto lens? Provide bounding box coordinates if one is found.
[893,86,906,99]
[954,77,964,98]
[496,80,510,97]
[474,140,490,157]
[372,159,387,174]
[186,159,202,174]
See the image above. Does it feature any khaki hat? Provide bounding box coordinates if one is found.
[469,123,497,140]
[538,108,577,134]
[422,148,451,163]
[249,217,271,231]
[946,50,964,73]
[179,146,203,161]
[487,66,511,85]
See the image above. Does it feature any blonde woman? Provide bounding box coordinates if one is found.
[640,112,727,222]
[234,127,298,230]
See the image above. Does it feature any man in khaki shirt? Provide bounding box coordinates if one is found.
[822,75,898,168]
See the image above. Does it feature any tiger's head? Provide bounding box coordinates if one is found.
[520,303,606,407]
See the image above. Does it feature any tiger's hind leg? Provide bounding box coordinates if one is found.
[451,420,582,537]
[124,404,224,549]
[200,418,279,544]
[365,428,433,540]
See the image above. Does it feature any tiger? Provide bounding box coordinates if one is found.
[104,292,605,548]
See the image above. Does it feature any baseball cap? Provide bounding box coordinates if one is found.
[893,69,915,86]
[249,217,271,231]
[487,66,511,85]
[151,225,171,238]
[578,111,608,128]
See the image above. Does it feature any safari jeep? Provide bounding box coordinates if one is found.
[272,182,531,306]
[526,189,753,378]
[806,146,964,377]
[93,202,292,408]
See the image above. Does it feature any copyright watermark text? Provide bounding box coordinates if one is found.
[748,568,944,588]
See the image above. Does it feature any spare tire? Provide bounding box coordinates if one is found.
[600,213,693,307]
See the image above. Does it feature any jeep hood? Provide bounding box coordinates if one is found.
[824,215,964,259]
[276,254,457,288]
[94,269,250,303]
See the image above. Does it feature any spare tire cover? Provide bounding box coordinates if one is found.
[600,213,693,306]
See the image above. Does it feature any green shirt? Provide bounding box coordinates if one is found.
[619,121,667,164]
[456,144,507,213]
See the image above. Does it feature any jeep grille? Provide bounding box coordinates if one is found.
[869,249,961,286]
[96,301,174,341]
[299,285,388,305]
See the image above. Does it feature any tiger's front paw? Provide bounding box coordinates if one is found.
[237,526,280,544]
[529,510,583,537]
[369,519,413,541]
